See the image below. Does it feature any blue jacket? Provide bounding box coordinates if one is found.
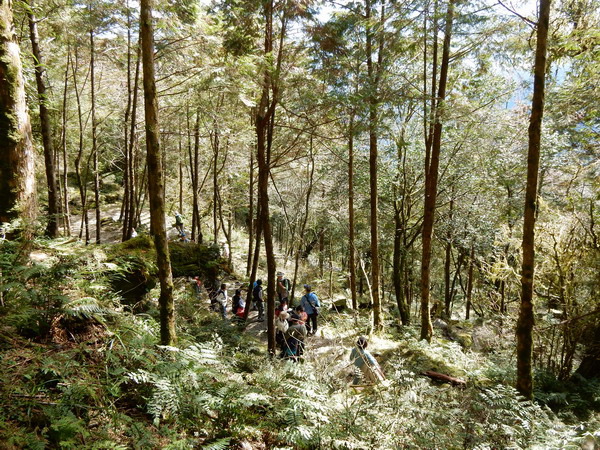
[301,292,320,315]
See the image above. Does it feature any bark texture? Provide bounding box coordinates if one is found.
[516,0,551,400]
[140,0,176,345]
[0,0,36,226]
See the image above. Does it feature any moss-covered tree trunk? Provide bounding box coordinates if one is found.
[140,0,175,345]
[0,0,36,226]
[27,0,59,237]
[517,0,551,400]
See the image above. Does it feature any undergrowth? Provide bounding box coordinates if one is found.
[0,238,598,448]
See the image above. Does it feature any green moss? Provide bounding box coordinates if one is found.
[106,236,225,307]
[0,42,23,145]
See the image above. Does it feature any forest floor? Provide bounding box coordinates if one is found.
[5,218,599,448]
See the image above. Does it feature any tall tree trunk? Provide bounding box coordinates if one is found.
[444,197,454,318]
[465,243,475,320]
[71,47,89,243]
[256,0,280,355]
[61,48,71,236]
[27,0,59,237]
[140,0,176,345]
[212,126,220,244]
[122,8,133,241]
[178,123,183,215]
[393,210,410,325]
[246,135,255,277]
[90,30,101,244]
[348,116,357,310]
[365,0,383,331]
[392,119,414,326]
[420,0,455,342]
[0,0,36,226]
[125,48,140,239]
[516,0,551,400]
[190,108,201,242]
[244,200,262,321]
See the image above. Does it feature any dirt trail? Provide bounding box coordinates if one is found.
[67,207,153,244]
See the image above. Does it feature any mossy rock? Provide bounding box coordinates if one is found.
[169,241,224,279]
[453,332,473,349]
[107,236,225,307]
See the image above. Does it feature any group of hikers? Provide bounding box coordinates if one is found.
[183,207,384,382]
[195,271,321,360]
[193,273,385,382]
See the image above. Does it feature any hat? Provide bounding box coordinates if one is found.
[357,336,368,348]
[277,271,284,277]
[303,284,311,291]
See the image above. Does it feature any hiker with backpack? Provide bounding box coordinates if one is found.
[252,279,265,322]
[283,319,307,361]
[174,212,184,235]
[300,284,320,336]
[350,336,385,385]
[276,271,291,304]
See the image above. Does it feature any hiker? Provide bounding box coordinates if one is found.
[283,320,308,360]
[174,212,184,235]
[232,289,243,315]
[252,279,265,322]
[236,295,246,318]
[275,311,290,350]
[220,240,230,259]
[275,298,288,317]
[350,336,385,385]
[192,276,203,298]
[290,305,307,326]
[300,284,320,336]
[276,271,291,304]
[214,283,228,319]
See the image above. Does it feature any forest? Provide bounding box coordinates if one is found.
[0,0,599,447]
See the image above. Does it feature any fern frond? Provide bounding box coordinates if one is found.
[62,298,112,320]
[203,437,231,450]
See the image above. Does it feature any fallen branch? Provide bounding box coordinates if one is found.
[421,370,466,387]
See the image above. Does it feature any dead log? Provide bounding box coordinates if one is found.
[421,370,466,386]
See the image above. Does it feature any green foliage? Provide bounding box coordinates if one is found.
[0,233,597,448]
[536,371,600,421]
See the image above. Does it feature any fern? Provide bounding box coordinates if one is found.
[202,437,231,450]
[62,298,112,320]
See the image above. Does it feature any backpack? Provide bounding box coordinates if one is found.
[306,292,320,315]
